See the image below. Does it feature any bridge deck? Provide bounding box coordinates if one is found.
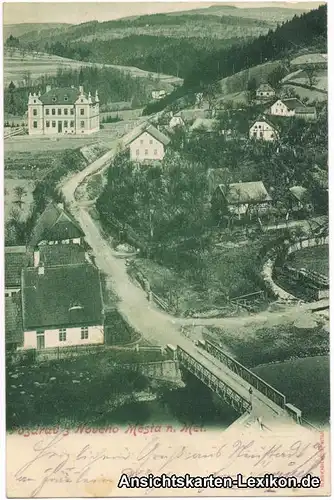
[180,344,293,426]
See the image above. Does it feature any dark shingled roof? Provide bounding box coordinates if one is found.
[5,296,23,345]
[217,181,272,205]
[38,243,87,267]
[39,87,97,105]
[5,246,29,288]
[29,203,84,247]
[22,263,104,331]
[281,98,305,110]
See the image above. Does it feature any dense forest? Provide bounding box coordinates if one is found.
[4,66,152,116]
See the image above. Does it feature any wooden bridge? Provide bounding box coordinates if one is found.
[171,340,303,428]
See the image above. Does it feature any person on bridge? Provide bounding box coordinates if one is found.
[249,386,253,409]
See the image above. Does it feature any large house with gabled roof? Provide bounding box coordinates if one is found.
[122,123,171,162]
[269,98,305,117]
[21,262,104,349]
[28,85,100,136]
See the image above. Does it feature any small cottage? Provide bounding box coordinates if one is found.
[29,202,85,248]
[212,181,272,220]
[256,83,275,100]
[295,107,317,121]
[249,117,279,141]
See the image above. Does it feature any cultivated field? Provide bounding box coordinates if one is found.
[4,50,183,87]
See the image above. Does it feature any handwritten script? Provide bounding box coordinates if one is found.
[8,427,327,497]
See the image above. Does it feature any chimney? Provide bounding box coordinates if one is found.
[79,85,84,94]
[38,264,45,276]
[33,249,40,268]
[46,85,51,93]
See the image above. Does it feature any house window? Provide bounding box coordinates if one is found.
[52,109,55,115]
[64,120,68,128]
[70,108,74,115]
[64,96,68,101]
[260,92,263,96]
[271,133,274,138]
[80,121,85,128]
[149,139,153,145]
[46,109,50,115]
[33,121,37,128]
[70,121,74,128]
[46,121,50,128]
[33,109,37,116]
[154,149,157,155]
[57,108,61,115]
[140,139,144,145]
[145,149,148,156]
[52,121,56,128]
[260,132,263,138]
[52,97,57,102]
[81,327,89,340]
[64,108,68,115]
[59,328,67,341]
[80,109,84,115]
[5,292,9,297]
[136,149,139,156]
[33,100,36,103]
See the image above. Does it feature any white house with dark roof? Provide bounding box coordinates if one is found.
[21,262,104,350]
[249,117,279,141]
[256,83,276,99]
[269,98,305,117]
[28,85,100,136]
[122,123,171,162]
[29,203,85,248]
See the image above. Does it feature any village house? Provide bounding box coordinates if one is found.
[152,89,167,100]
[5,246,30,298]
[249,117,280,141]
[269,98,305,117]
[288,186,313,213]
[295,106,317,121]
[122,123,171,162]
[28,85,100,136]
[256,83,276,100]
[212,181,272,221]
[169,109,210,129]
[29,202,85,248]
[5,296,23,351]
[21,261,104,350]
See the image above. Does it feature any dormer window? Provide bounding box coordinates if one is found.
[64,95,68,101]
[81,99,84,103]
[52,96,57,102]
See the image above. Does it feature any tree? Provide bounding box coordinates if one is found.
[304,65,318,88]
[14,186,27,208]
[247,78,257,101]
[267,65,287,90]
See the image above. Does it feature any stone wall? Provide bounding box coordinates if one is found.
[261,236,329,302]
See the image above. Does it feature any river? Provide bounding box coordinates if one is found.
[110,355,330,429]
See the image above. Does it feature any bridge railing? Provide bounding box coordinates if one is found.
[203,340,286,409]
[177,346,251,415]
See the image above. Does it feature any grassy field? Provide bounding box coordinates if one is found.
[4,50,182,86]
[286,244,329,276]
[254,355,330,425]
[282,83,327,102]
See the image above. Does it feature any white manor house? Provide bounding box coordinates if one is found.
[28,85,100,136]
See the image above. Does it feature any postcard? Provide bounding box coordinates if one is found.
[4,1,329,497]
